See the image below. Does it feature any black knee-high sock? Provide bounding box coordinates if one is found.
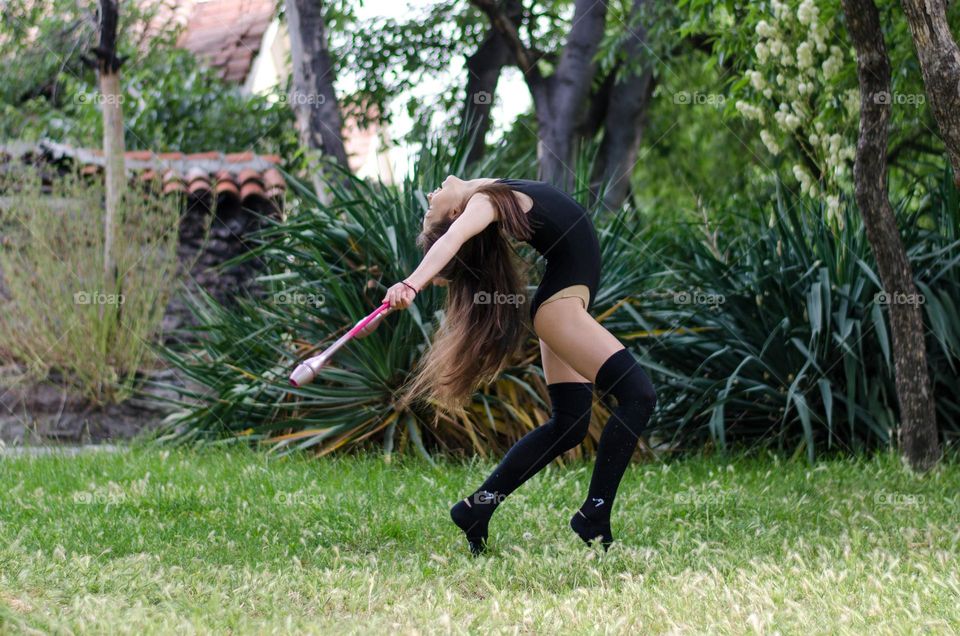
[570,348,656,550]
[450,381,594,554]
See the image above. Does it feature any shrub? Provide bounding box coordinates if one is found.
[150,131,960,462]
[0,166,190,404]
[150,137,657,459]
[638,174,960,459]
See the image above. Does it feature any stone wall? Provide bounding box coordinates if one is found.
[161,192,278,340]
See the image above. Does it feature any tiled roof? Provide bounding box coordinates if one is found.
[0,140,285,206]
[176,0,278,84]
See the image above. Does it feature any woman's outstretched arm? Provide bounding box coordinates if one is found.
[382,194,497,309]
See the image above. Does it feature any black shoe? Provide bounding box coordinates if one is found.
[569,508,613,551]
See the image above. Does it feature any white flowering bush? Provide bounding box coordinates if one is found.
[730,0,859,226]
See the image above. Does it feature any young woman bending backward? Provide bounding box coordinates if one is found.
[363,175,657,554]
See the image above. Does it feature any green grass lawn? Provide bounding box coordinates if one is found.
[0,446,958,634]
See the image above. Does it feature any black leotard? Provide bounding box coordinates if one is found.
[494,178,601,321]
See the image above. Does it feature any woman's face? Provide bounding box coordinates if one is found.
[423,174,466,230]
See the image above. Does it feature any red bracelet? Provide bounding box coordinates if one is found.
[400,280,419,295]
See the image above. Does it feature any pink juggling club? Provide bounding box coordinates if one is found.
[289,301,392,387]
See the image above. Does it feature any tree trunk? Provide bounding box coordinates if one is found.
[94,0,124,303]
[461,1,521,166]
[473,0,655,199]
[534,0,608,191]
[841,0,941,471]
[100,71,124,290]
[899,0,960,186]
[285,0,350,202]
[589,0,654,211]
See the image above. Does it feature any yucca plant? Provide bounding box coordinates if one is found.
[146,133,658,459]
[636,174,960,460]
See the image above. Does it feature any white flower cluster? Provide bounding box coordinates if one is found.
[844,88,860,118]
[760,130,781,155]
[737,0,857,225]
[736,100,765,122]
[797,0,816,23]
[826,194,840,217]
[793,164,816,195]
[774,103,802,131]
[822,46,844,79]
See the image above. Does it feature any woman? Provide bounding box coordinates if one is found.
[365,175,657,555]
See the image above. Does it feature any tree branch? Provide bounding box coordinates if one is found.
[470,0,542,83]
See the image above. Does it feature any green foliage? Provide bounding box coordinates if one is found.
[676,0,959,204]
[0,0,97,108]
[0,0,296,157]
[630,47,769,225]
[332,0,588,150]
[638,174,960,458]
[113,48,296,155]
[333,0,467,133]
[148,120,959,461]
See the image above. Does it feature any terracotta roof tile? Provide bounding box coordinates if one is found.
[1,140,285,211]
[188,180,211,197]
[126,150,154,161]
[237,168,262,185]
[186,151,222,161]
[185,166,210,181]
[262,168,285,198]
[162,181,186,196]
[176,0,277,84]
[226,151,255,163]
[239,181,264,200]
[215,179,241,198]
[212,169,240,198]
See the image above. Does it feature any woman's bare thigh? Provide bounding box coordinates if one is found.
[532,297,625,383]
[540,338,591,384]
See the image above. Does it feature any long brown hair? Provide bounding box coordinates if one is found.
[396,181,534,417]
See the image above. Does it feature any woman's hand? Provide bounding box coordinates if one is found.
[355,307,392,338]
[382,281,418,310]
